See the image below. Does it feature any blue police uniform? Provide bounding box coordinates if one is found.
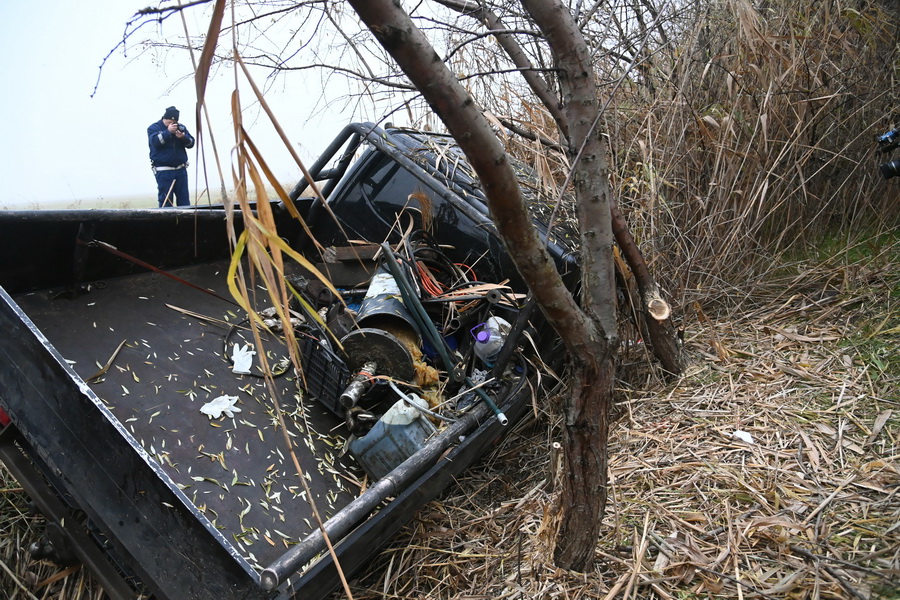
[148,106,195,207]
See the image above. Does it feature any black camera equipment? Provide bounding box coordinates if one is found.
[879,159,900,179]
[876,128,900,179]
[177,123,187,134]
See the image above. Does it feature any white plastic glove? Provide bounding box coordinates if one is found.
[231,343,256,375]
[200,394,242,419]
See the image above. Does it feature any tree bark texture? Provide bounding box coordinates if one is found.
[440,0,683,378]
[610,205,683,374]
[521,0,616,571]
[350,0,618,573]
[433,0,570,142]
[552,350,613,568]
[347,0,596,350]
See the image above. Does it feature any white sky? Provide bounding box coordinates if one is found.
[0,1,390,208]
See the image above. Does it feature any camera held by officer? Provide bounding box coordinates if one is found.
[876,127,900,179]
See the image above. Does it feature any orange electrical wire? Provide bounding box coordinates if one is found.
[416,260,445,297]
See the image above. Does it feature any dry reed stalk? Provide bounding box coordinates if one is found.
[481,0,900,305]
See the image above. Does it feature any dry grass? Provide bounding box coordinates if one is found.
[466,0,900,296]
[0,476,105,600]
[334,241,899,600]
[604,0,900,294]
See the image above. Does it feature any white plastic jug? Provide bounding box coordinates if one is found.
[471,316,511,366]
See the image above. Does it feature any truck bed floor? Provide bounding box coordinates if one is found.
[12,260,362,571]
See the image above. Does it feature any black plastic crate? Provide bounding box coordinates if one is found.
[300,338,350,416]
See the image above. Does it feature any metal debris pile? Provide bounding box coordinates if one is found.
[284,232,531,481]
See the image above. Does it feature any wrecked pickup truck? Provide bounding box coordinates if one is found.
[0,123,577,599]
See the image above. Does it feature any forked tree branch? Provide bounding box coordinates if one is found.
[433,0,570,142]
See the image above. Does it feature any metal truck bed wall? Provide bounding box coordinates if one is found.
[0,204,306,296]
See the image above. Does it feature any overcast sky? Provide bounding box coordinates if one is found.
[0,1,377,208]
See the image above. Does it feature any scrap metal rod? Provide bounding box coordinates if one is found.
[380,243,507,424]
[379,242,460,380]
[78,239,239,306]
[260,400,490,591]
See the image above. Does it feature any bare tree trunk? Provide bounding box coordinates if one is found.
[345,0,593,342]
[554,353,613,568]
[433,0,570,142]
[436,0,683,378]
[348,0,612,572]
[610,205,683,373]
[521,0,616,571]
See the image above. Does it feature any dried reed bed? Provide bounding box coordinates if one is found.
[0,472,105,600]
[604,0,900,295]
[335,244,899,600]
[485,0,900,296]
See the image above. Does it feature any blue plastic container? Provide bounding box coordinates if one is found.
[349,398,436,479]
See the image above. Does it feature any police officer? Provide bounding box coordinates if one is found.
[147,106,195,207]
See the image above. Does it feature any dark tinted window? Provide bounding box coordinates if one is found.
[327,153,506,281]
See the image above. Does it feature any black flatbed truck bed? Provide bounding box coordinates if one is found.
[0,250,530,598]
[0,123,569,599]
[10,258,362,568]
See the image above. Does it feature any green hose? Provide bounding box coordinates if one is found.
[379,243,507,425]
[380,243,457,376]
